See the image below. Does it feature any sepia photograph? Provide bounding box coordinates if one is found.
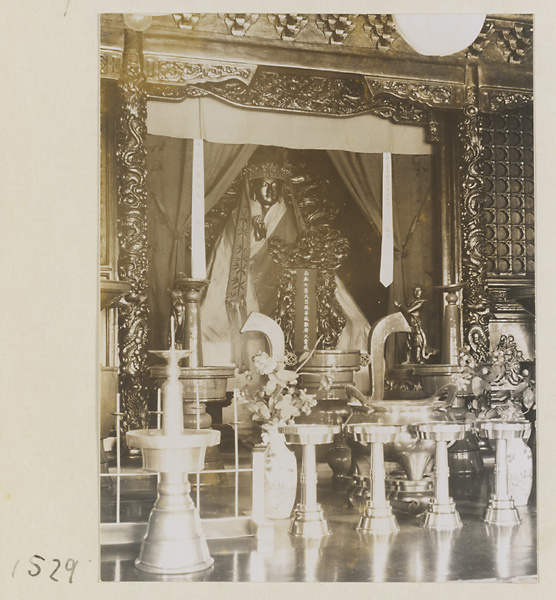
[98,11,538,583]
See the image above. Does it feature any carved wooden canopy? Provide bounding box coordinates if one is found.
[101,13,532,117]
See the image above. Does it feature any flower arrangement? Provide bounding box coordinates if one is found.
[451,335,535,420]
[240,351,321,426]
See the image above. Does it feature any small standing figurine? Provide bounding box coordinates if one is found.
[169,289,186,350]
[395,285,438,364]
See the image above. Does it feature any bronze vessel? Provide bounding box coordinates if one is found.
[343,313,457,511]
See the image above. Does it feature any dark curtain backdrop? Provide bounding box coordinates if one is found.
[145,135,257,349]
[144,138,438,358]
[327,151,439,362]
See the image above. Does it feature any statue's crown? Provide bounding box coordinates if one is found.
[244,162,291,181]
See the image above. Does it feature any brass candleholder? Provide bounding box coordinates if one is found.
[346,423,404,534]
[279,424,340,538]
[127,347,220,574]
[478,419,531,526]
[414,421,468,530]
[152,277,235,484]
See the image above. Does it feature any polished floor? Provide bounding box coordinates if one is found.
[100,448,537,583]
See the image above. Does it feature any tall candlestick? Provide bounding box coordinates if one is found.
[191,139,206,280]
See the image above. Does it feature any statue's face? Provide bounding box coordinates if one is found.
[251,177,283,210]
[414,286,422,298]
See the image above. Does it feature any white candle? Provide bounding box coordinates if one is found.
[170,315,175,350]
[233,389,239,423]
[380,152,394,287]
[191,139,206,280]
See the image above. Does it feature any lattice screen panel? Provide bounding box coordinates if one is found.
[481,109,534,276]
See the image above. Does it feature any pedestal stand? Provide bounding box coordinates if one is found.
[346,423,403,534]
[127,347,221,574]
[414,421,468,530]
[279,424,340,538]
[478,419,531,526]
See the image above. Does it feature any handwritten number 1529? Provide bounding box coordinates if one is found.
[12,556,78,583]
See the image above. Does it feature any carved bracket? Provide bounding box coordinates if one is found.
[496,23,533,64]
[363,14,398,50]
[219,13,259,36]
[172,13,202,30]
[270,14,309,41]
[316,14,357,45]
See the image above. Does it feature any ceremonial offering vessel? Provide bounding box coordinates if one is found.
[344,313,457,513]
[279,423,341,537]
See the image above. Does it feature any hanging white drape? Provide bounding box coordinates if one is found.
[147,97,431,155]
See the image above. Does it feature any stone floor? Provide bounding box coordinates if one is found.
[100,445,537,583]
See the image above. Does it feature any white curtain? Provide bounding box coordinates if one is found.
[147,97,431,155]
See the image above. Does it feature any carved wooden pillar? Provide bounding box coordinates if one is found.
[459,65,491,362]
[116,29,150,435]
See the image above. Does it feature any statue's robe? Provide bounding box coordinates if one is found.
[201,197,371,391]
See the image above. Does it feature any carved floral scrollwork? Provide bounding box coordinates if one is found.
[486,91,533,113]
[289,165,340,227]
[365,77,455,107]
[116,30,150,437]
[158,70,429,124]
[459,78,491,363]
[269,226,349,351]
[153,60,255,85]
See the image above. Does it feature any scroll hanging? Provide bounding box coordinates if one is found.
[380,152,394,288]
[191,139,206,280]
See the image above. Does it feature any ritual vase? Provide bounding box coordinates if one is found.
[263,425,298,520]
[506,437,533,506]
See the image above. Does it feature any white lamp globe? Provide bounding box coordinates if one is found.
[393,14,486,56]
[123,14,153,32]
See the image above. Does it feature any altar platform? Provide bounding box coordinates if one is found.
[100,446,537,583]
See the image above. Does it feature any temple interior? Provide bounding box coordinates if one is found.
[99,13,537,583]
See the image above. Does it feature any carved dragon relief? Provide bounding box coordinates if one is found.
[116,30,150,438]
[459,72,492,363]
[146,69,430,124]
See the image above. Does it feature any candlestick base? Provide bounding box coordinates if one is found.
[357,502,400,535]
[289,504,330,538]
[126,428,220,575]
[483,496,522,526]
[134,495,214,575]
[422,498,463,531]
